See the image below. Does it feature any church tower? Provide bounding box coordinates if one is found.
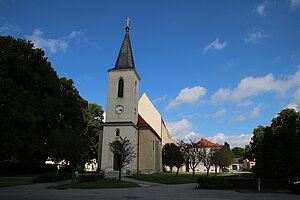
[100,23,140,173]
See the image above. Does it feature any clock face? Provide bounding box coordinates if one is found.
[115,105,124,114]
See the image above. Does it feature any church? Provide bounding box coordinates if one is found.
[97,23,175,175]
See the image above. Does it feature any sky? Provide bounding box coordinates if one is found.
[1,0,300,148]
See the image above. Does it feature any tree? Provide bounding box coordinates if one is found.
[109,137,136,180]
[250,108,300,178]
[0,36,63,173]
[47,78,88,182]
[184,140,205,177]
[162,143,185,176]
[212,144,234,173]
[0,36,90,178]
[81,103,104,169]
[232,147,245,158]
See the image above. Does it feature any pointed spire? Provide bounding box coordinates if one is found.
[114,20,135,69]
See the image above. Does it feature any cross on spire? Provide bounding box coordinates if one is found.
[125,17,131,27]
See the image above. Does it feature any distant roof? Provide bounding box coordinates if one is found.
[114,26,135,69]
[197,139,221,147]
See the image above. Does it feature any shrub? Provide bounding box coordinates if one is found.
[58,165,72,173]
[197,176,288,189]
[34,172,71,183]
[78,173,105,183]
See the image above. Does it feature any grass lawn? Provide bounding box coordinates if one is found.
[0,176,35,187]
[129,172,236,184]
[49,178,140,189]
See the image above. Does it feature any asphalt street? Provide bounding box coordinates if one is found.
[0,178,299,200]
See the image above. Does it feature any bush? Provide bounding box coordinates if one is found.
[34,172,71,183]
[78,173,104,183]
[197,176,288,189]
[58,165,72,173]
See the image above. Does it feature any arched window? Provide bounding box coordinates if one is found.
[118,78,124,97]
[116,129,120,137]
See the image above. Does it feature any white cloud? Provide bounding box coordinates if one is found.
[26,29,68,53]
[206,109,227,118]
[211,72,291,104]
[165,119,204,142]
[245,29,267,43]
[249,104,261,118]
[0,24,20,34]
[231,114,248,122]
[166,86,207,109]
[231,104,262,122]
[207,133,253,148]
[26,29,95,53]
[204,38,227,53]
[287,88,300,110]
[237,100,253,107]
[254,1,270,16]
[153,95,167,104]
[289,0,300,8]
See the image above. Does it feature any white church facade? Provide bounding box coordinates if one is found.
[97,24,175,174]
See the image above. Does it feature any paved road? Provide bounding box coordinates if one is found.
[0,178,299,200]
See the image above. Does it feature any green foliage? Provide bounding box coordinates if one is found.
[223,142,231,150]
[231,147,245,158]
[162,143,185,175]
[34,172,71,183]
[197,176,288,189]
[212,145,234,172]
[0,36,61,172]
[0,36,96,175]
[250,108,300,178]
[109,137,136,180]
[81,103,104,167]
[78,173,104,183]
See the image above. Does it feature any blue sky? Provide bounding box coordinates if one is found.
[1,0,300,147]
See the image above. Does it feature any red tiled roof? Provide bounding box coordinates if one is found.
[197,139,220,147]
[179,139,220,148]
[137,114,150,127]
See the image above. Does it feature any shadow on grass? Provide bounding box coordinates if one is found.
[129,172,235,184]
[48,178,140,190]
[0,176,35,187]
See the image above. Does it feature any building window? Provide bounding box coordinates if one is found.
[153,140,155,151]
[118,78,124,97]
[116,129,120,137]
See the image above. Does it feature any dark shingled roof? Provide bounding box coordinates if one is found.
[114,26,135,69]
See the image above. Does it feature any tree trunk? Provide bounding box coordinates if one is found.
[214,164,217,175]
[71,165,75,183]
[206,167,210,176]
[119,168,122,181]
[192,169,195,177]
[175,167,180,176]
